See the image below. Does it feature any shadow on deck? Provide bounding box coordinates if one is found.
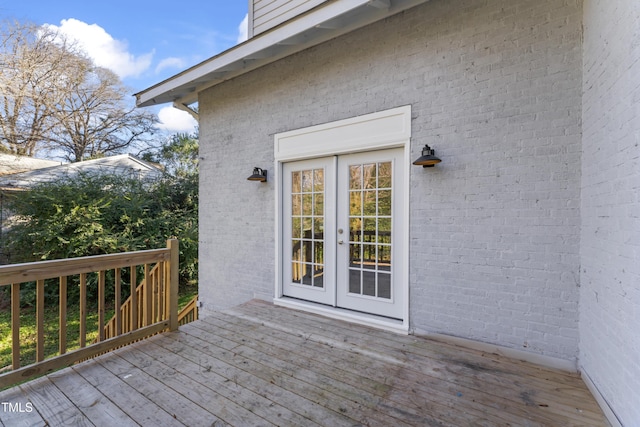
[0,299,609,426]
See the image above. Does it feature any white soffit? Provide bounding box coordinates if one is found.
[135,0,430,109]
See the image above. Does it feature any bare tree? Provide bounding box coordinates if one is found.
[48,64,157,162]
[0,20,157,161]
[0,21,83,156]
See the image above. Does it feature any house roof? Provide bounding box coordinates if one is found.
[0,154,164,191]
[0,154,61,176]
[135,0,430,113]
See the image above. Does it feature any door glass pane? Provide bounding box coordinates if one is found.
[350,192,361,216]
[292,194,301,216]
[302,194,313,215]
[292,218,302,239]
[378,190,391,216]
[313,218,323,238]
[362,244,376,269]
[349,165,362,190]
[378,273,391,299]
[301,263,312,285]
[378,162,391,188]
[346,161,393,300]
[292,262,302,282]
[363,163,376,189]
[314,169,324,191]
[349,270,361,294]
[291,167,325,288]
[302,170,312,191]
[314,241,324,265]
[349,243,361,267]
[363,190,376,216]
[362,271,376,296]
[314,194,324,216]
[349,218,361,241]
[291,171,301,193]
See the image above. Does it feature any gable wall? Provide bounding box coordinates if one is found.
[199,0,583,361]
[581,0,640,424]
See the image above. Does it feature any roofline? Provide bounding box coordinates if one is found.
[135,0,430,109]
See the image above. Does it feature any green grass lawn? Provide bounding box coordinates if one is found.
[0,283,198,370]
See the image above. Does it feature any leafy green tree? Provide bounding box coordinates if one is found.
[141,132,199,178]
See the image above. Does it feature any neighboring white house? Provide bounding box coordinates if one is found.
[135,1,640,425]
[0,153,163,190]
[0,153,61,176]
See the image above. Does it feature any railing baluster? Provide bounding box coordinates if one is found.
[98,270,105,342]
[168,239,179,331]
[151,266,156,323]
[130,267,137,331]
[115,268,121,336]
[164,261,169,321]
[79,273,87,348]
[11,283,20,369]
[36,279,45,362]
[59,276,67,355]
[144,264,152,327]
[157,264,164,322]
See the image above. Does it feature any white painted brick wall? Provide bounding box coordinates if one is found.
[198,0,583,361]
[581,1,640,425]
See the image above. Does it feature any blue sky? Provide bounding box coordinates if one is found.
[0,1,249,132]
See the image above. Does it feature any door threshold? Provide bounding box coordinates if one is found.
[274,297,409,334]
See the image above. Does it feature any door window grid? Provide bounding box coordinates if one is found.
[291,168,325,288]
[348,162,392,299]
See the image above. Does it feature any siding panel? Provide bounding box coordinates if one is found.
[252,0,327,36]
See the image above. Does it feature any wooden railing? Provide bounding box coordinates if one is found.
[177,295,199,326]
[0,239,179,389]
[102,268,198,341]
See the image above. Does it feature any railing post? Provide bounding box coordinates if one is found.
[167,239,179,331]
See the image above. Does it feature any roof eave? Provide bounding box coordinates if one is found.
[135,0,430,108]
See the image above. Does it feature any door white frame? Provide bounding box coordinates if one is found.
[274,106,411,333]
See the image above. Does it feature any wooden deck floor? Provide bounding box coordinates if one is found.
[0,299,608,426]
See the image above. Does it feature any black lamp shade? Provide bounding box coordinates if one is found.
[413,145,441,167]
[247,167,267,182]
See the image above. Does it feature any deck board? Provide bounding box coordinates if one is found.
[0,299,609,426]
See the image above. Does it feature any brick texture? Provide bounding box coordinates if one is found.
[198,0,583,362]
[580,1,640,425]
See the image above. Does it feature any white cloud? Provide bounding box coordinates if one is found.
[155,57,186,75]
[237,14,249,44]
[156,106,198,133]
[45,18,153,79]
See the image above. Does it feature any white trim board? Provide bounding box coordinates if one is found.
[581,369,623,427]
[274,105,411,161]
[274,297,409,334]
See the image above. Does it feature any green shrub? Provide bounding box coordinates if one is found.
[5,171,198,307]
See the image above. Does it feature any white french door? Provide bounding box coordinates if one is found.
[282,148,404,319]
[282,157,336,306]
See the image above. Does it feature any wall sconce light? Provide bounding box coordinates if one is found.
[412,144,441,168]
[247,167,267,182]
